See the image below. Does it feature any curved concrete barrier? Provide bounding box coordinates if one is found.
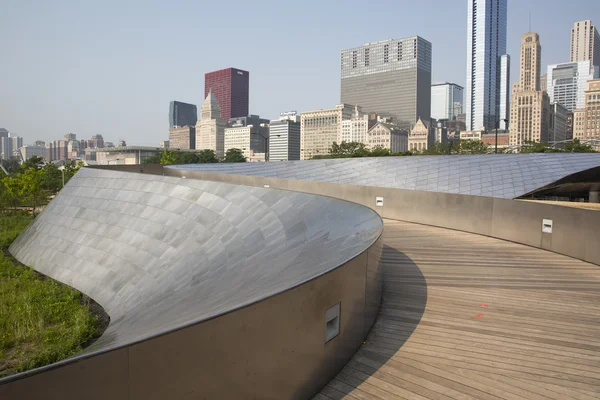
[0,168,383,399]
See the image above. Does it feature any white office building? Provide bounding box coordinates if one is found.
[269,112,300,162]
[431,82,463,121]
[340,106,368,143]
[546,60,599,112]
[196,89,226,158]
[499,55,511,130]
[224,124,269,162]
[570,20,600,68]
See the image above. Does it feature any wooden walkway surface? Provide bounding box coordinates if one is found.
[316,220,600,400]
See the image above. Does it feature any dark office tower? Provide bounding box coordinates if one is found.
[341,36,432,130]
[204,68,249,121]
[169,101,198,129]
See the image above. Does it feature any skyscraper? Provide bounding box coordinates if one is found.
[196,89,226,158]
[570,20,600,68]
[269,113,301,162]
[204,68,249,121]
[546,61,600,112]
[340,36,432,129]
[169,101,198,129]
[465,0,508,131]
[499,55,511,130]
[509,33,551,148]
[431,82,464,121]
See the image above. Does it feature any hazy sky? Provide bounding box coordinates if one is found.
[1,0,599,146]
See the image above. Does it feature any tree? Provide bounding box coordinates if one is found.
[329,141,369,157]
[20,156,45,172]
[519,141,561,153]
[422,142,452,155]
[370,146,391,157]
[2,175,23,211]
[1,159,20,174]
[19,168,46,216]
[160,149,177,165]
[42,164,62,193]
[564,139,595,153]
[62,160,83,186]
[456,140,490,154]
[224,148,246,163]
[198,149,219,163]
[143,153,162,164]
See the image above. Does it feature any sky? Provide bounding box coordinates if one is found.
[1,0,599,146]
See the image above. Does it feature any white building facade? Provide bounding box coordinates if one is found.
[300,104,355,160]
[570,20,600,68]
[224,124,269,161]
[269,113,301,162]
[546,60,599,112]
[431,82,464,121]
[367,122,408,153]
[499,54,511,130]
[196,89,226,158]
[340,106,368,144]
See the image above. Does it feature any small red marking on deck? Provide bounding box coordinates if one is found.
[475,314,484,318]
[480,304,488,308]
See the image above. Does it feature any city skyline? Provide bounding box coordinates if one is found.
[1,0,599,145]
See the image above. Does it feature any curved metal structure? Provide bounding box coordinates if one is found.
[2,154,600,399]
[2,168,383,399]
[173,153,600,199]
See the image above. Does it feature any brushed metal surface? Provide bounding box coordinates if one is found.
[171,153,600,199]
[6,167,382,358]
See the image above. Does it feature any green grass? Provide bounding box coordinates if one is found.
[0,213,100,377]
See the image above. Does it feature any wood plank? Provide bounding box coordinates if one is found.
[314,220,600,400]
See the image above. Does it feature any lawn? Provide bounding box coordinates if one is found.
[0,213,103,378]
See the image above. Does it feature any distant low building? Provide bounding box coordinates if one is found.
[481,132,510,151]
[92,146,196,165]
[88,134,105,149]
[367,122,408,153]
[160,140,170,149]
[19,145,46,162]
[340,106,368,143]
[224,123,269,161]
[169,126,196,150]
[408,118,434,151]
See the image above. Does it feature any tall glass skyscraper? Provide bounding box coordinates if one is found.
[169,101,198,129]
[466,0,508,131]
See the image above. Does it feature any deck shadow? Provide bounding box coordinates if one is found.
[317,245,428,397]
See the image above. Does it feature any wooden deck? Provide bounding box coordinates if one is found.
[316,220,600,400]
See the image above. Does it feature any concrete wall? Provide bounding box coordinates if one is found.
[122,164,600,267]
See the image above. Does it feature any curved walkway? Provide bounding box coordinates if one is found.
[317,220,600,400]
